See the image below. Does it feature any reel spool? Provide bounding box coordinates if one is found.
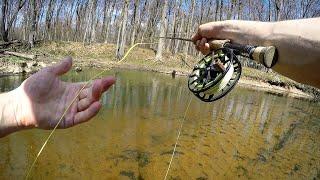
[188,48,242,102]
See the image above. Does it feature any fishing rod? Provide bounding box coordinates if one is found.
[157,36,278,102]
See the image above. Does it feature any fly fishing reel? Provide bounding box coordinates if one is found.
[187,40,277,102]
[188,48,241,102]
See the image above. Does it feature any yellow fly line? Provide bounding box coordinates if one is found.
[25,42,157,179]
[164,96,192,180]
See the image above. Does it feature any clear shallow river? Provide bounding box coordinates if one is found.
[0,69,319,179]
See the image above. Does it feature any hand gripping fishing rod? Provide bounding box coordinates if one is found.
[206,39,277,68]
[158,37,278,102]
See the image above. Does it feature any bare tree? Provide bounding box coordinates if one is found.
[104,0,116,43]
[116,0,129,59]
[167,0,178,52]
[183,0,195,56]
[1,0,319,59]
[1,0,26,42]
[155,0,168,60]
[28,0,37,47]
[45,0,56,40]
[130,0,140,46]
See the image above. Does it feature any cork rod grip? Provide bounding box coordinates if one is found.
[207,39,277,68]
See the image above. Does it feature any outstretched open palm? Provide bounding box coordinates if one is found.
[18,57,115,129]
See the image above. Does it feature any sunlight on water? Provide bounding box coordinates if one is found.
[0,69,319,179]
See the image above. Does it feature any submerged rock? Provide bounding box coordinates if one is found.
[196,177,208,180]
[160,150,184,156]
[273,122,301,151]
[109,149,151,168]
[122,149,150,167]
[293,164,301,172]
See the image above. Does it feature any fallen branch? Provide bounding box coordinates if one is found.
[1,51,35,60]
[0,40,20,46]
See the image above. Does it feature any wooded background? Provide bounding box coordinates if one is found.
[1,0,320,59]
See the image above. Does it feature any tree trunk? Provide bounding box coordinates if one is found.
[174,12,184,54]
[268,0,271,21]
[274,0,282,21]
[90,0,97,43]
[67,1,78,42]
[130,0,140,46]
[219,0,223,20]
[140,1,152,43]
[54,0,64,40]
[205,0,213,22]
[75,2,84,41]
[183,0,195,56]
[101,0,109,40]
[135,0,148,42]
[215,0,219,21]
[83,0,94,45]
[167,0,178,52]
[1,0,26,42]
[238,0,242,19]
[116,0,129,59]
[199,0,204,23]
[45,0,56,40]
[155,0,168,61]
[28,0,37,48]
[104,0,116,43]
[227,0,235,19]
[0,0,8,42]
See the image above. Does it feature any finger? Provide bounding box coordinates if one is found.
[79,77,116,100]
[205,43,210,51]
[77,81,94,99]
[63,102,78,128]
[200,38,207,47]
[92,79,103,100]
[196,40,200,46]
[50,57,73,76]
[79,88,89,99]
[191,32,202,44]
[100,76,116,92]
[195,40,200,51]
[77,80,102,111]
[77,98,90,112]
[200,43,211,55]
[74,101,102,124]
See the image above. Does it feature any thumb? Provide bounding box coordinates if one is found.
[51,57,73,76]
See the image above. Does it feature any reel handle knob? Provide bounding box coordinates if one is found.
[207,39,278,68]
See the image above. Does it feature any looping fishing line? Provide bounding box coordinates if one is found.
[164,96,192,180]
[25,42,156,179]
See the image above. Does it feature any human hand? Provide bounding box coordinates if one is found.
[191,20,272,55]
[15,57,115,130]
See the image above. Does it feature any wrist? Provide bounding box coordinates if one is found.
[14,84,36,129]
[0,85,35,137]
